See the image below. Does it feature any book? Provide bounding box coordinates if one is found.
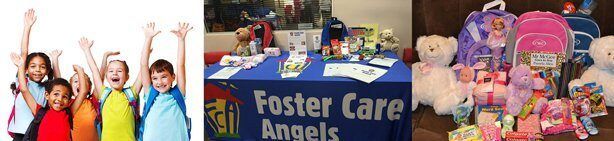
[359,24,379,49]
[475,105,506,124]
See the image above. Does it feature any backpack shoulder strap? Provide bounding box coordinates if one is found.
[122,87,139,119]
[169,87,190,139]
[23,107,47,141]
[99,87,113,110]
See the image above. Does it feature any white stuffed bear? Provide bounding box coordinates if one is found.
[379,29,401,53]
[569,36,614,107]
[412,35,460,115]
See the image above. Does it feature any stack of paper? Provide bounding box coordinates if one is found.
[323,63,388,83]
[208,67,242,79]
[368,58,398,67]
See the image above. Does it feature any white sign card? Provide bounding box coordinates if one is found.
[288,30,307,56]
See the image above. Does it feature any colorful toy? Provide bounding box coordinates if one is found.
[478,122,502,141]
[505,64,545,116]
[501,114,514,139]
[451,62,486,107]
[540,99,575,135]
[473,71,507,106]
[452,105,473,127]
[411,35,460,115]
[572,114,589,140]
[581,116,598,135]
[570,36,614,107]
[448,125,483,141]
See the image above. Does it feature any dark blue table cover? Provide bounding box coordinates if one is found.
[205,51,412,141]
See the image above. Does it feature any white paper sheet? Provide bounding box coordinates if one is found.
[324,63,387,83]
[368,58,398,67]
[208,67,242,79]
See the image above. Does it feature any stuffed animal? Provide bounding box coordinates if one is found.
[569,36,614,107]
[505,64,545,116]
[379,29,400,53]
[411,35,459,115]
[434,62,485,115]
[233,27,252,56]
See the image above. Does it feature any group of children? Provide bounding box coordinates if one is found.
[8,9,193,141]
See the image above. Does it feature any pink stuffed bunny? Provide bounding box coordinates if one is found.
[506,64,545,116]
[452,62,487,107]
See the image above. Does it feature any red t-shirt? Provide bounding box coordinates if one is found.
[36,105,71,141]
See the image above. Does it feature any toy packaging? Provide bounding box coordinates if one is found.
[453,105,473,127]
[264,47,281,57]
[540,99,575,135]
[517,114,541,135]
[504,132,544,141]
[501,114,514,139]
[586,83,608,117]
[517,96,538,119]
[569,85,592,117]
[449,125,484,141]
[478,122,502,141]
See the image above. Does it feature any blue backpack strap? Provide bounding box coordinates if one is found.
[139,86,160,140]
[168,87,190,139]
[97,87,113,139]
[121,87,140,139]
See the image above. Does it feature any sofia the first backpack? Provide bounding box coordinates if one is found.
[457,1,516,72]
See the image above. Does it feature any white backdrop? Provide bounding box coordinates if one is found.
[0,0,204,140]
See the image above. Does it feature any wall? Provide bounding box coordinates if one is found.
[0,1,204,140]
[204,0,413,57]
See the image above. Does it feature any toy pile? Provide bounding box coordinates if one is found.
[411,0,614,141]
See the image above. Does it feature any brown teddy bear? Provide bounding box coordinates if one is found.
[233,27,252,56]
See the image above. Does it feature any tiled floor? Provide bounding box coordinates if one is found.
[412,105,614,141]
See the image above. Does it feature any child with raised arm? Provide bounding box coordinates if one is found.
[12,51,88,141]
[79,35,145,141]
[8,9,59,141]
[140,22,192,141]
[69,51,118,141]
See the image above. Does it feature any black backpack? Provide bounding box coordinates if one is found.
[22,107,72,141]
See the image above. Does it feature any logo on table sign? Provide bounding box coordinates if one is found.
[532,39,547,47]
[574,39,581,46]
[205,82,244,139]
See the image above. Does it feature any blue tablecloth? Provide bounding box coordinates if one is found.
[205,51,412,141]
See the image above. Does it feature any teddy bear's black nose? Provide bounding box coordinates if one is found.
[429,48,435,52]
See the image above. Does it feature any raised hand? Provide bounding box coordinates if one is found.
[104,51,120,58]
[10,52,23,67]
[24,9,37,28]
[143,22,161,39]
[79,37,94,51]
[73,65,84,73]
[171,22,193,39]
[50,49,63,59]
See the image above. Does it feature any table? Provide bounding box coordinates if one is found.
[205,51,412,141]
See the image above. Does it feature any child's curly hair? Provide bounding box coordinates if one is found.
[45,78,73,98]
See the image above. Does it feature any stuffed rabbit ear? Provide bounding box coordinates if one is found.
[452,63,465,70]
[472,62,487,70]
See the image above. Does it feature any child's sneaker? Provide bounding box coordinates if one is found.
[573,116,589,140]
[581,116,598,135]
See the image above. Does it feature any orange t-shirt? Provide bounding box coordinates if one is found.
[72,98,99,141]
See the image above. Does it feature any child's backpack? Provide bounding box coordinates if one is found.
[96,87,139,139]
[321,17,349,46]
[23,107,73,141]
[138,86,191,140]
[563,13,600,66]
[505,11,574,69]
[457,2,516,72]
[250,21,276,49]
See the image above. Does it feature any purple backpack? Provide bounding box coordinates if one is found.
[457,9,516,72]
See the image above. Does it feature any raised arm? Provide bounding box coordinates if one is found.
[136,22,161,95]
[21,9,37,59]
[50,50,63,78]
[170,22,193,95]
[100,51,120,80]
[12,53,38,115]
[70,65,88,113]
[79,37,103,99]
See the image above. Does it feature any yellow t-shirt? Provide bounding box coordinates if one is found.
[100,86,138,141]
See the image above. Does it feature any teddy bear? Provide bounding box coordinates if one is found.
[411,35,459,115]
[379,29,400,53]
[505,64,546,116]
[434,62,486,114]
[233,27,252,56]
[569,36,614,107]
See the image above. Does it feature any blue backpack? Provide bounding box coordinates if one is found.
[97,87,140,139]
[563,13,600,66]
[457,9,516,72]
[139,86,191,140]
